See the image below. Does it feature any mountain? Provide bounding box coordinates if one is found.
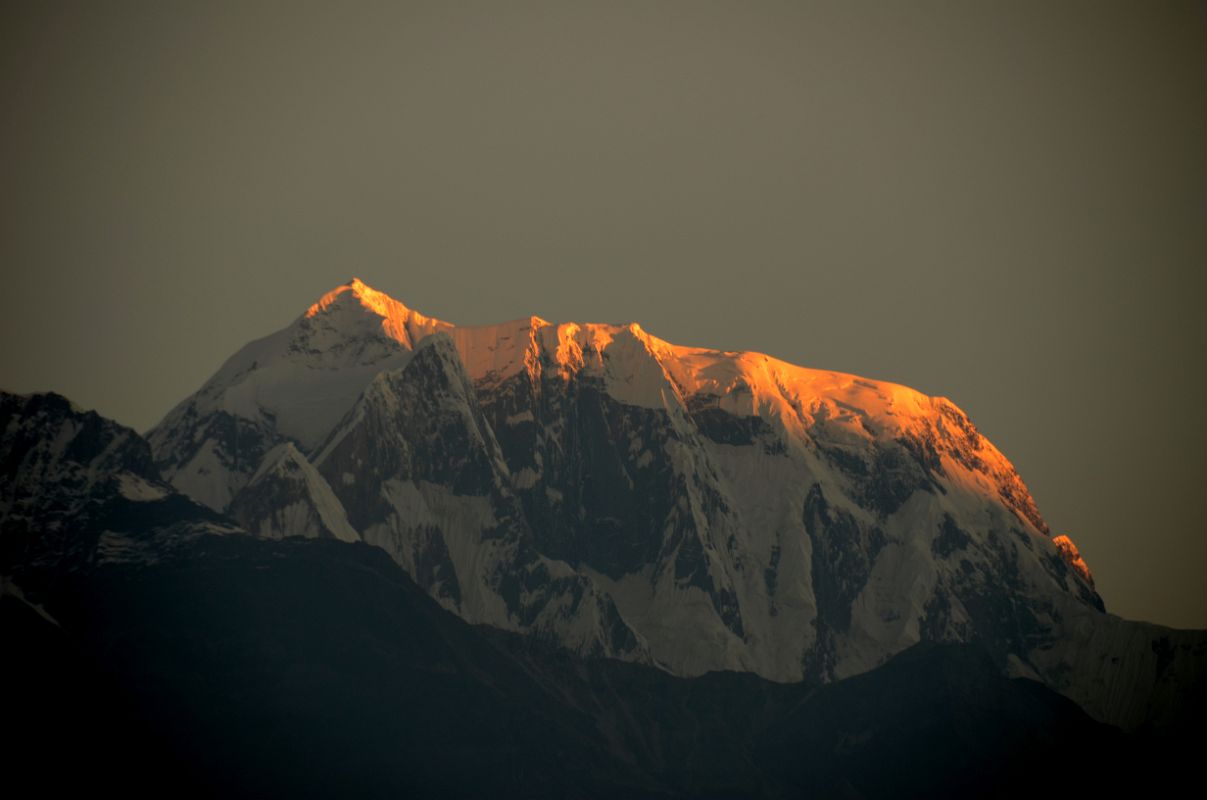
[1,390,235,582]
[5,530,1159,798]
[3,332,1204,794]
[142,278,1207,731]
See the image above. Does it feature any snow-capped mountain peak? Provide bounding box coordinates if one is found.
[305,277,453,349]
[134,278,1207,730]
[147,280,458,509]
[4,274,1201,736]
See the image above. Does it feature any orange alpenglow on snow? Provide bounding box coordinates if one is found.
[1052,535,1094,586]
[288,278,1048,537]
[305,277,450,348]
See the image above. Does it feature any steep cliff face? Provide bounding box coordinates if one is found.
[311,333,646,660]
[228,443,358,543]
[451,316,1106,685]
[140,278,1205,728]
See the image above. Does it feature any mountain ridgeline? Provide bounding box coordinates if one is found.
[127,278,1202,730]
[4,278,1205,784]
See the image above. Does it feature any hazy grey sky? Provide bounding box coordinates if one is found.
[2,1,1204,628]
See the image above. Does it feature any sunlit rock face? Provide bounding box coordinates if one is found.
[145,279,1206,728]
[1051,534,1094,586]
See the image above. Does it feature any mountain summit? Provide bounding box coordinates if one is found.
[140,279,1203,729]
[305,277,454,349]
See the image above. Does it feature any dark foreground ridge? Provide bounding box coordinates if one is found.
[5,533,1192,799]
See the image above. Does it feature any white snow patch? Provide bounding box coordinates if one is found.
[512,467,540,490]
[169,439,237,511]
[117,473,170,502]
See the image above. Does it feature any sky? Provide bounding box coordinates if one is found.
[2,1,1204,628]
